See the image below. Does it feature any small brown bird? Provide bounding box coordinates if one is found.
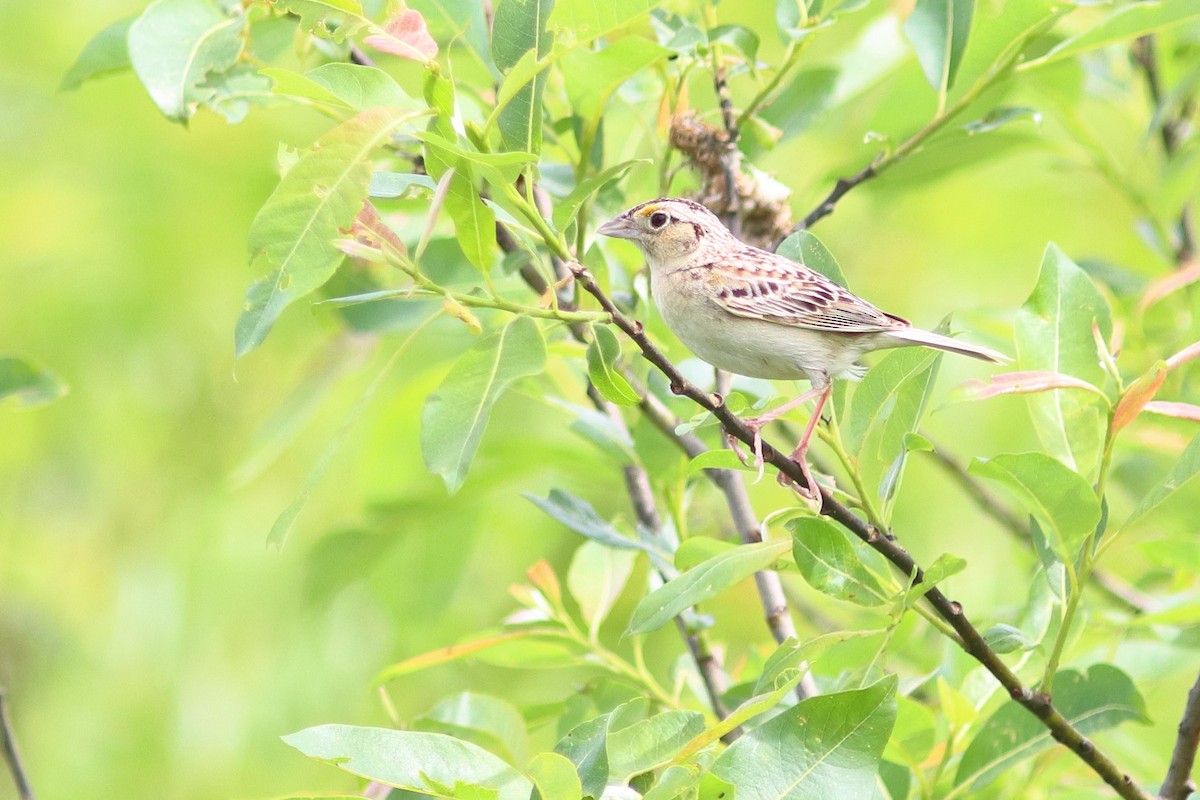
[598,198,1008,498]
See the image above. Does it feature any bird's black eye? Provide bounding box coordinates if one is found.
[649,211,669,229]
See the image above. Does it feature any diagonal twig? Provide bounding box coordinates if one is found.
[1161,668,1200,800]
[1132,35,1195,265]
[0,688,34,800]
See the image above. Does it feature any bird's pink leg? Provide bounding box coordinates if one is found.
[781,384,831,503]
[726,383,829,481]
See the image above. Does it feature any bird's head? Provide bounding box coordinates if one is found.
[597,198,735,268]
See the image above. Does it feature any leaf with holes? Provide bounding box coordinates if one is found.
[127,0,245,123]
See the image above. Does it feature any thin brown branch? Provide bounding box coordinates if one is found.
[636,386,818,699]
[498,216,736,725]
[1132,35,1196,265]
[1161,668,1200,799]
[0,688,34,800]
[587,384,734,727]
[569,263,1152,800]
[789,160,880,236]
[925,443,1153,615]
[710,61,742,236]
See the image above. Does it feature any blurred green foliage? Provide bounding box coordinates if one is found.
[3,0,1200,799]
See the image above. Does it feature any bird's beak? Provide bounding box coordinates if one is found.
[597,216,639,240]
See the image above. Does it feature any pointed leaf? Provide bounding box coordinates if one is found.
[969,452,1100,563]
[710,677,898,800]
[375,629,576,683]
[416,692,528,766]
[239,108,421,356]
[127,0,244,122]
[775,230,849,288]
[1113,362,1167,432]
[954,666,1148,792]
[421,316,547,492]
[848,347,942,498]
[628,539,791,635]
[1125,433,1200,528]
[1143,401,1200,423]
[493,0,554,154]
[1014,243,1112,473]
[525,488,661,555]
[528,752,583,800]
[61,16,133,90]
[568,541,637,638]
[607,711,706,781]
[1020,0,1200,71]
[282,725,532,800]
[903,0,975,93]
[948,370,1107,402]
[789,517,891,606]
[0,358,67,408]
[364,9,438,61]
[587,324,640,406]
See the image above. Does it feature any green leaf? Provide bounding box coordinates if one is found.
[528,752,583,800]
[606,711,706,781]
[586,324,640,406]
[553,159,648,230]
[282,725,533,800]
[374,629,583,683]
[421,316,547,493]
[1014,243,1112,474]
[627,539,790,634]
[903,0,975,94]
[423,76,498,273]
[279,0,367,41]
[1021,0,1200,71]
[754,630,884,695]
[61,16,133,90]
[238,108,420,357]
[370,172,438,198]
[963,106,1040,134]
[775,230,849,288]
[547,0,654,40]
[761,67,839,141]
[710,676,898,800]
[848,346,942,500]
[954,665,1148,792]
[525,488,662,556]
[568,540,637,639]
[969,452,1101,564]
[415,692,528,766]
[302,62,412,110]
[884,695,936,768]
[493,0,555,154]
[0,358,67,409]
[902,552,966,605]
[415,131,539,186]
[559,37,671,143]
[982,623,1035,654]
[1125,433,1200,529]
[204,65,273,123]
[555,714,611,799]
[643,764,705,800]
[789,517,891,606]
[127,0,245,123]
[685,449,756,476]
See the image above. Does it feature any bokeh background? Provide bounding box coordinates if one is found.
[1,1,1194,798]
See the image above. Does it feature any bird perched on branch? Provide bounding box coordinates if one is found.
[598,198,1008,501]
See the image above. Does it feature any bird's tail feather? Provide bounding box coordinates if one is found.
[887,328,1010,364]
